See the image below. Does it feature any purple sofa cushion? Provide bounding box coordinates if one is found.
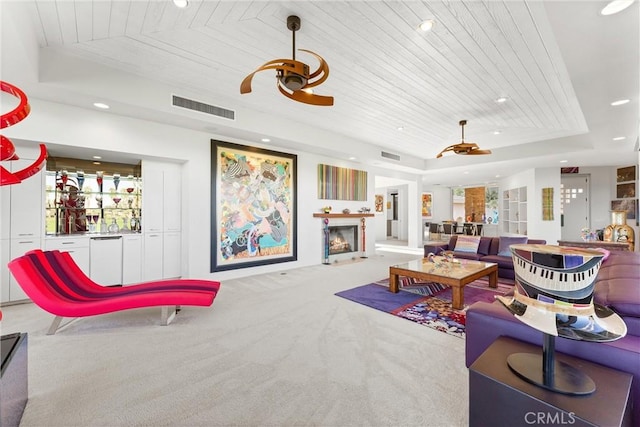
[593,278,640,318]
[497,236,528,256]
[478,255,514,269]
[477,237,493,256]
[454,235,481,253]
[452,252,483,261]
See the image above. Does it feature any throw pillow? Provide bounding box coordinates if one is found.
[497,236,528,256]
[454,235,481,253]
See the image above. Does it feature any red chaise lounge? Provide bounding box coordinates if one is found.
[8,250,221,334]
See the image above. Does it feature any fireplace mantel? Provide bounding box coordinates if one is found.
[313,213,374,218]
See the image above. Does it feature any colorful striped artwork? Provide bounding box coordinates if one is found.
[317,164,368,201]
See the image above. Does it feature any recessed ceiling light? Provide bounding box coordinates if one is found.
[493,130,501,135]
[92,155,102,160]
[495,96,508,103]
[418,19,435,32]
[601,0,634,15]
[560,160,568,163]
[172,0,189,8]
[464,171,470,175]
[613,136,626,141]
[397,126,404,131]
[261,138,271,142]
[495,175,501,178]
[348,156,357,160]
[93,102,110,109]
[611,99,630,106]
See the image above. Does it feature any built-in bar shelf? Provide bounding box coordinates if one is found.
[313,213,374,218]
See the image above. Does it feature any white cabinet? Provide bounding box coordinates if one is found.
[143,233,163,281]
[1,183,10,238]
[1,239,12,302]
[45,236,90,275]
[89,236,123,286]
[141,160,182,280]
[122,234,142,285]
[1,151,45,303]
[142,168,164,232]
[141,161,182,233]
[162,163,181,232]
[45,234,142,286]
[10,158,45,239]
[162,231,181,279]
[8,238,39,301]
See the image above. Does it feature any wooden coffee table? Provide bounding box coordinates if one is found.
[389,257,498,309]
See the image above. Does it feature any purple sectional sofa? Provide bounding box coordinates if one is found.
[424,236,546,280]
[465,249,640,425]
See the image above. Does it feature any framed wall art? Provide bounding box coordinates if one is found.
[616,182,635,199]
[421,192,433,218]
[611,199,637,221]
[375,194,384,212]
[542,187,554,221]
[616,165,636,183]
[211,140,297,272]
[317,164,367,201]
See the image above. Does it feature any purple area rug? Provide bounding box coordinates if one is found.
[335,278,513,339]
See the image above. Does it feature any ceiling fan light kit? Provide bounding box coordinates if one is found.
[436,120,492,158]
[240,15,334,106]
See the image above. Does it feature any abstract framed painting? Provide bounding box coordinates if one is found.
[421,192,433,218]
[211,140,297,272]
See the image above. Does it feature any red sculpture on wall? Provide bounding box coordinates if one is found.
[1,80,47,186]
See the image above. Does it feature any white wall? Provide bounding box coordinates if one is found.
[531,167,562,244]
[421,186,452,222]
[5,99,388,280]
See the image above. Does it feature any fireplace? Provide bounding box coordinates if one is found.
[329,225,358,255]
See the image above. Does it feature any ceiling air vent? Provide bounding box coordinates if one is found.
[380,151,401,161]
[172,95,235,120]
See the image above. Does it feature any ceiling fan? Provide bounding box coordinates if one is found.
[240,15,334,106]
[436,120,492,158]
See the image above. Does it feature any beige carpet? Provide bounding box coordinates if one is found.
[1,249,469,426]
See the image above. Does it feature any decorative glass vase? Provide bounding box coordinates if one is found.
[603,210,634,250]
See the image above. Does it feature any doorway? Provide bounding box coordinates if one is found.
[560,174,590,241]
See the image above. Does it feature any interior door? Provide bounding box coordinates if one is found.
[560,175,590,241]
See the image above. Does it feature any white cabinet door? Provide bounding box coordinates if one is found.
[162,231,181,278]
[0,183,10,239]
[163,163,181,232]
[143,232,163,281]
[9,238,40,301]
[142,167,164,232]
[1,239,10,303]
[122,234,142,285]
[45,237,90,275]
[10,159,44,239]
[89,236,123,286]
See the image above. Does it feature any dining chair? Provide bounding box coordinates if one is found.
[429,223,441,240]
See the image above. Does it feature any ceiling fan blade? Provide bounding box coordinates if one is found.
[277,83,334,106]
[436,144,457,158]
[298,49,330,87]
[464,148,492,155]
[240,59,302,94]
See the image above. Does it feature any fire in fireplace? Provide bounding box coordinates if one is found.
[329,225,358,255]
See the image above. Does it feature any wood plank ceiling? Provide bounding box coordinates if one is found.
[25,0,588,160]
